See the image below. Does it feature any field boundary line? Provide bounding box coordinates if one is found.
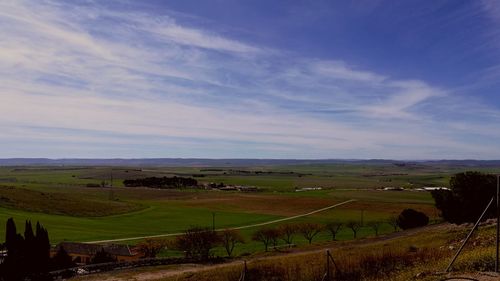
[86,199,356,244]
[231,199,356,230]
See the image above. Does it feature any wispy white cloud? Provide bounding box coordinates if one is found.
[464,0,500,86]
[150,20,261,54]
[0,0,499,159]
[309,60,387,83]
[360,80,445,119]
[258,60,445,120]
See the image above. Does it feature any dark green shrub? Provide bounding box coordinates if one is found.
[90,248,116,264]
[397,209,429,230]
[432,171,496,224]
[51,246,75,270]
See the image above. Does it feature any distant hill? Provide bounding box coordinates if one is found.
[1,158,500,167]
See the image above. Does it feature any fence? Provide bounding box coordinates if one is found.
[321,250,339,281]
[237,249,338,281]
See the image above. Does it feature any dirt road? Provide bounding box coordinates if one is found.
[86,199,357,244]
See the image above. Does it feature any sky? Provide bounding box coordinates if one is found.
[1,0,500,159]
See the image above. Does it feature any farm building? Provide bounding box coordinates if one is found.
[295,187,323,192]
[238,185,258,192]
[422,186,450,191]
[52,242,141,264]
[382,187,404,191]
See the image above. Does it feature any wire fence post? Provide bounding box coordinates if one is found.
[238,260,247,281]
[321,250,339,281]
[326,250,330,281]
[446,197,495,272]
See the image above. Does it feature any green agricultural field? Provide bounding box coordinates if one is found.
[0,201,281,243]
[0,163,497,257]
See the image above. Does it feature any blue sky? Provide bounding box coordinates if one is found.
[1,0,500,159]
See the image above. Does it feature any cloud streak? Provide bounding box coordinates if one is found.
[0,0,499,159]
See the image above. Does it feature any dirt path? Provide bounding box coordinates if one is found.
[86,199,357,244]
[77,223,452,281]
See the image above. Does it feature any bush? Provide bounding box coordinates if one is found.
[51,246,75,270]
[123,176,198,188]
[137,238,167,258]
[454,249,495,272]
[396,209,429,230]
[432,171,496,224]
[174,227,220,260]
[90,248,116,264]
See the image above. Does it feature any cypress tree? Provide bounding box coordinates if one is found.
[24,220,34,242]
[24,220,36,274]
[35,222,51,273]
[0,219,52,280]
[2,218,25,281]
[51,246,75,270]
[5,218,18,256]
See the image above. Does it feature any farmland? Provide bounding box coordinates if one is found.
[0,162,497,256]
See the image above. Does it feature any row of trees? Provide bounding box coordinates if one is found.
[123,176,198,189]
[250,220,388,251]
[251,210,429,252]
[163,209,429,259]
[0,218,133,280]
[136,227,244,260]
[137,222,379,260]
[174,227,240,259]
[1,218,51,280]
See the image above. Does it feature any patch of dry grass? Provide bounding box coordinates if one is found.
[183,194,340,216]
[104,224,495,281]
[0,185,143,217]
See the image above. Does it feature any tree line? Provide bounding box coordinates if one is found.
[137,227,244,260]
[249,211,427,252]
[0,218,136,280]
[151,209,429,261]
[0,218,77,281]
[123,176,198,188]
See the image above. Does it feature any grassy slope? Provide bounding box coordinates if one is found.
[0,185,143,216]
[92,223,496,281]
[0,202,282,243]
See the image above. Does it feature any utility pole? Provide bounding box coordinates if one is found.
[212,212,216,231]
[361,209,364,226]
